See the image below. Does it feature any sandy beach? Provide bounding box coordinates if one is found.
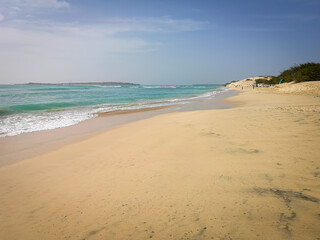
[0,85,320,239]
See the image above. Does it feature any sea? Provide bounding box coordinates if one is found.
[0,84,227,137]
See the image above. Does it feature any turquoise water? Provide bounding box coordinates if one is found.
[0,84,225,137]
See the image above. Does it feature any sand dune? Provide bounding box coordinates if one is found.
[271,81,320,96]
[227,76,272,88]
[0,90,319,239]
[228,77,320,97]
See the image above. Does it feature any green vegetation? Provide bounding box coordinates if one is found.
[255,78,269,84]
[268,62,320,85]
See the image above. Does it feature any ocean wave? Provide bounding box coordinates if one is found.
[0,85,226,137]
[100,85,121,88]
[0,108,14,116]
[9,102,80,112]
[142,86,177,89]
[31,87,72,91]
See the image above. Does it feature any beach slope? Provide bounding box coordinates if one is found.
[0,89,319,239]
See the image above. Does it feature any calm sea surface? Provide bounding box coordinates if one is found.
[0,84,226,137]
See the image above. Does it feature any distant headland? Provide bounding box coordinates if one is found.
[16,82,140,86]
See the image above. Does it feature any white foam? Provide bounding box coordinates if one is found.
[0,109,97,137]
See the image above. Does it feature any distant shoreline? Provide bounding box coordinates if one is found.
[14,81,140,86]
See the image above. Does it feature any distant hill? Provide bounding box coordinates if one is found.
[17,82,140,86]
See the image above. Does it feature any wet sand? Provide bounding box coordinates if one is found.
[0,89,319,239]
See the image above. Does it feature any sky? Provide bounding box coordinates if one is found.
[0,0,319,84]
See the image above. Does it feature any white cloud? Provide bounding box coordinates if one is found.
[0,14,4,21]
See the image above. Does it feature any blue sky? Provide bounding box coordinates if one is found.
[0,0,319,84]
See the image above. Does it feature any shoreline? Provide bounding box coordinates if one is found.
[97,105,177,117]
[0,89,237,167]
[0,84,228,139]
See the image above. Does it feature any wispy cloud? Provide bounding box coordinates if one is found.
[0,0,209,83]
[3,16,208,36]
[0,0,69,17]
[237,27,290,32]
[0,24,163,83]
[0,0,208,55]
[237,13,319,32]
[0,0,208,53]
[102,17,209,34]
[0,16,207,54]
[0,26,162,55]
[253,13,319,23]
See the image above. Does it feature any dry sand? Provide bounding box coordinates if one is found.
[271,81,320,96]
[0,88,319,239]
